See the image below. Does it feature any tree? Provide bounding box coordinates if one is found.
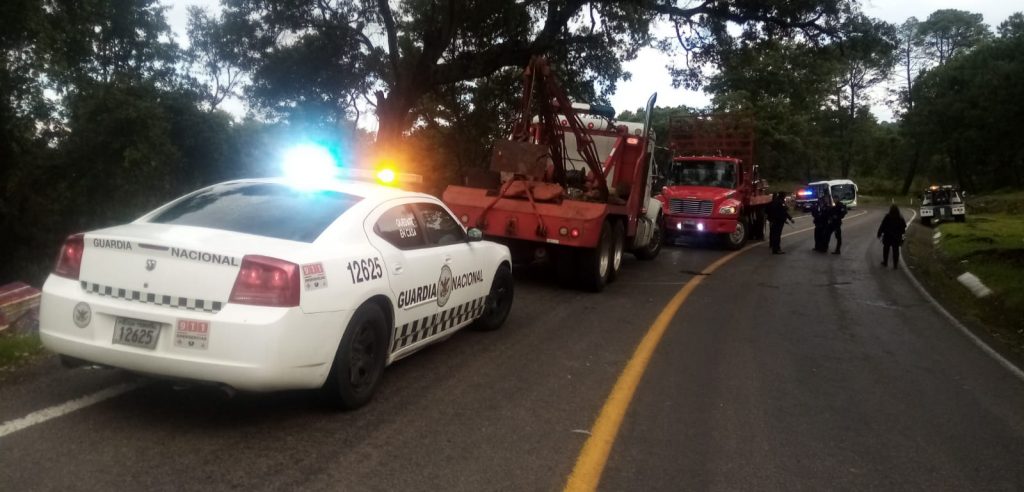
[906,30,1024,191]
[892,17,926,113]
[830,14,896,178]
[186,7,247,111]
[997,12,1024,38]
[897,9,990,193]
[0,0,54,284]
[890,16,930,194]
[701,38,839,181]
[217,0,844,150]
[43,0,182,92]
[917,9,990,66]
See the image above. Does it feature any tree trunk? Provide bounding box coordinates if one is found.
[374,80,427,155]
[900,142,920,195]
[841,82,856,178]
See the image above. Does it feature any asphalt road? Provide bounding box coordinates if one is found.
[1,207,1022,491]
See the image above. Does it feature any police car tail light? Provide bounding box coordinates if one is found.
[229,255,300,307]
[54,233,85,280]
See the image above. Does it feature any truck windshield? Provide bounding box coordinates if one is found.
[831,184,856,202]
[923,189,960,205]
[668,160,737,188]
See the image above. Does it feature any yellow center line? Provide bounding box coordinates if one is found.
[563,209,867,491]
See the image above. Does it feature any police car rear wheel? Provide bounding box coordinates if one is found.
[323,303,388,410]
[472,265,514,331]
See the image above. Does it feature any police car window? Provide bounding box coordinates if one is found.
[374,205,425,249]
[415,203,466,246]
[148,182,361,243]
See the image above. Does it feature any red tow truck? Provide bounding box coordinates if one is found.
[658,114,770,249]
[442,56,663,291]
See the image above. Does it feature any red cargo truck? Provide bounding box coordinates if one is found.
[658,114,770,249]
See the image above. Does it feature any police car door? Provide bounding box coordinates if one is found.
[365,200,445,357]
[411,200,489,332]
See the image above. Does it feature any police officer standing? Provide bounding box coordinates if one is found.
[829,198,848,254]
[811,196,831,252]
[767,192,795,254]
[877,204,908,269]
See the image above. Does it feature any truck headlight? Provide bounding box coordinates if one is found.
[718,205,737,215]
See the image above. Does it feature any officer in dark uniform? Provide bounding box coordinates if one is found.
[811,196,831,252]
[829,198,848,254]
[877,204,907,269]
[767,192,794,254]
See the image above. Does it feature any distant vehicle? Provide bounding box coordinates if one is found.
[919,185,966,226]
[658,113,771,250]
[794,182,830,212]
[793,179,858,211]
[827,179,859,207]
[40,175,514,409]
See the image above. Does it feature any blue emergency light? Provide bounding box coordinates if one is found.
[282,144,340,187]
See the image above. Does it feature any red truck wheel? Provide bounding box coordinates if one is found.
[609,220,625,280]
[722,219,747,250]
[580,222,613,292]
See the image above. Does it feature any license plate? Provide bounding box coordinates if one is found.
[112,317,162,350]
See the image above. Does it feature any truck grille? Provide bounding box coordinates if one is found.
[668,199,713,216]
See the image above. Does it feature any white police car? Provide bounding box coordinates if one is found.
[40,176,513,409]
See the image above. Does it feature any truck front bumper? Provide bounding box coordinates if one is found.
[663,215,738,235]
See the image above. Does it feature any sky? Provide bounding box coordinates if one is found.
[164,1,1021,124]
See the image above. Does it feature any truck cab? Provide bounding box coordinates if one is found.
[658,156,769,249]
[657,114,769,250]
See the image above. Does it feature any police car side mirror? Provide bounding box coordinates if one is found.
[467,228,484,242]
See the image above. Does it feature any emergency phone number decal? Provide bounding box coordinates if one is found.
[302,262,329,291]
[347,258,383,284]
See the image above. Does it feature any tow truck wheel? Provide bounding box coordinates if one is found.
[634,214,662,261]
[580,222,613,292]
[322,303,388,410]
[921,217,932,226]
[955,215,965,223]
[609,220,625,281]
[722,219,747,250]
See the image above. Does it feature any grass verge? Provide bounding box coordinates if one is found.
[0,332,45,370]
[904,213,1024,359]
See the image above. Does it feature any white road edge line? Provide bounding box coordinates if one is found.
[0,382,141,439]
[899,208,1024,382]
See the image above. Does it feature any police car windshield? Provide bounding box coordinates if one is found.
[668,160,737,188]
[148,182,362,242]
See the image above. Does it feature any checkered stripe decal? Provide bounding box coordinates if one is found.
[80,281,223,314]
[392,296,487,352]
